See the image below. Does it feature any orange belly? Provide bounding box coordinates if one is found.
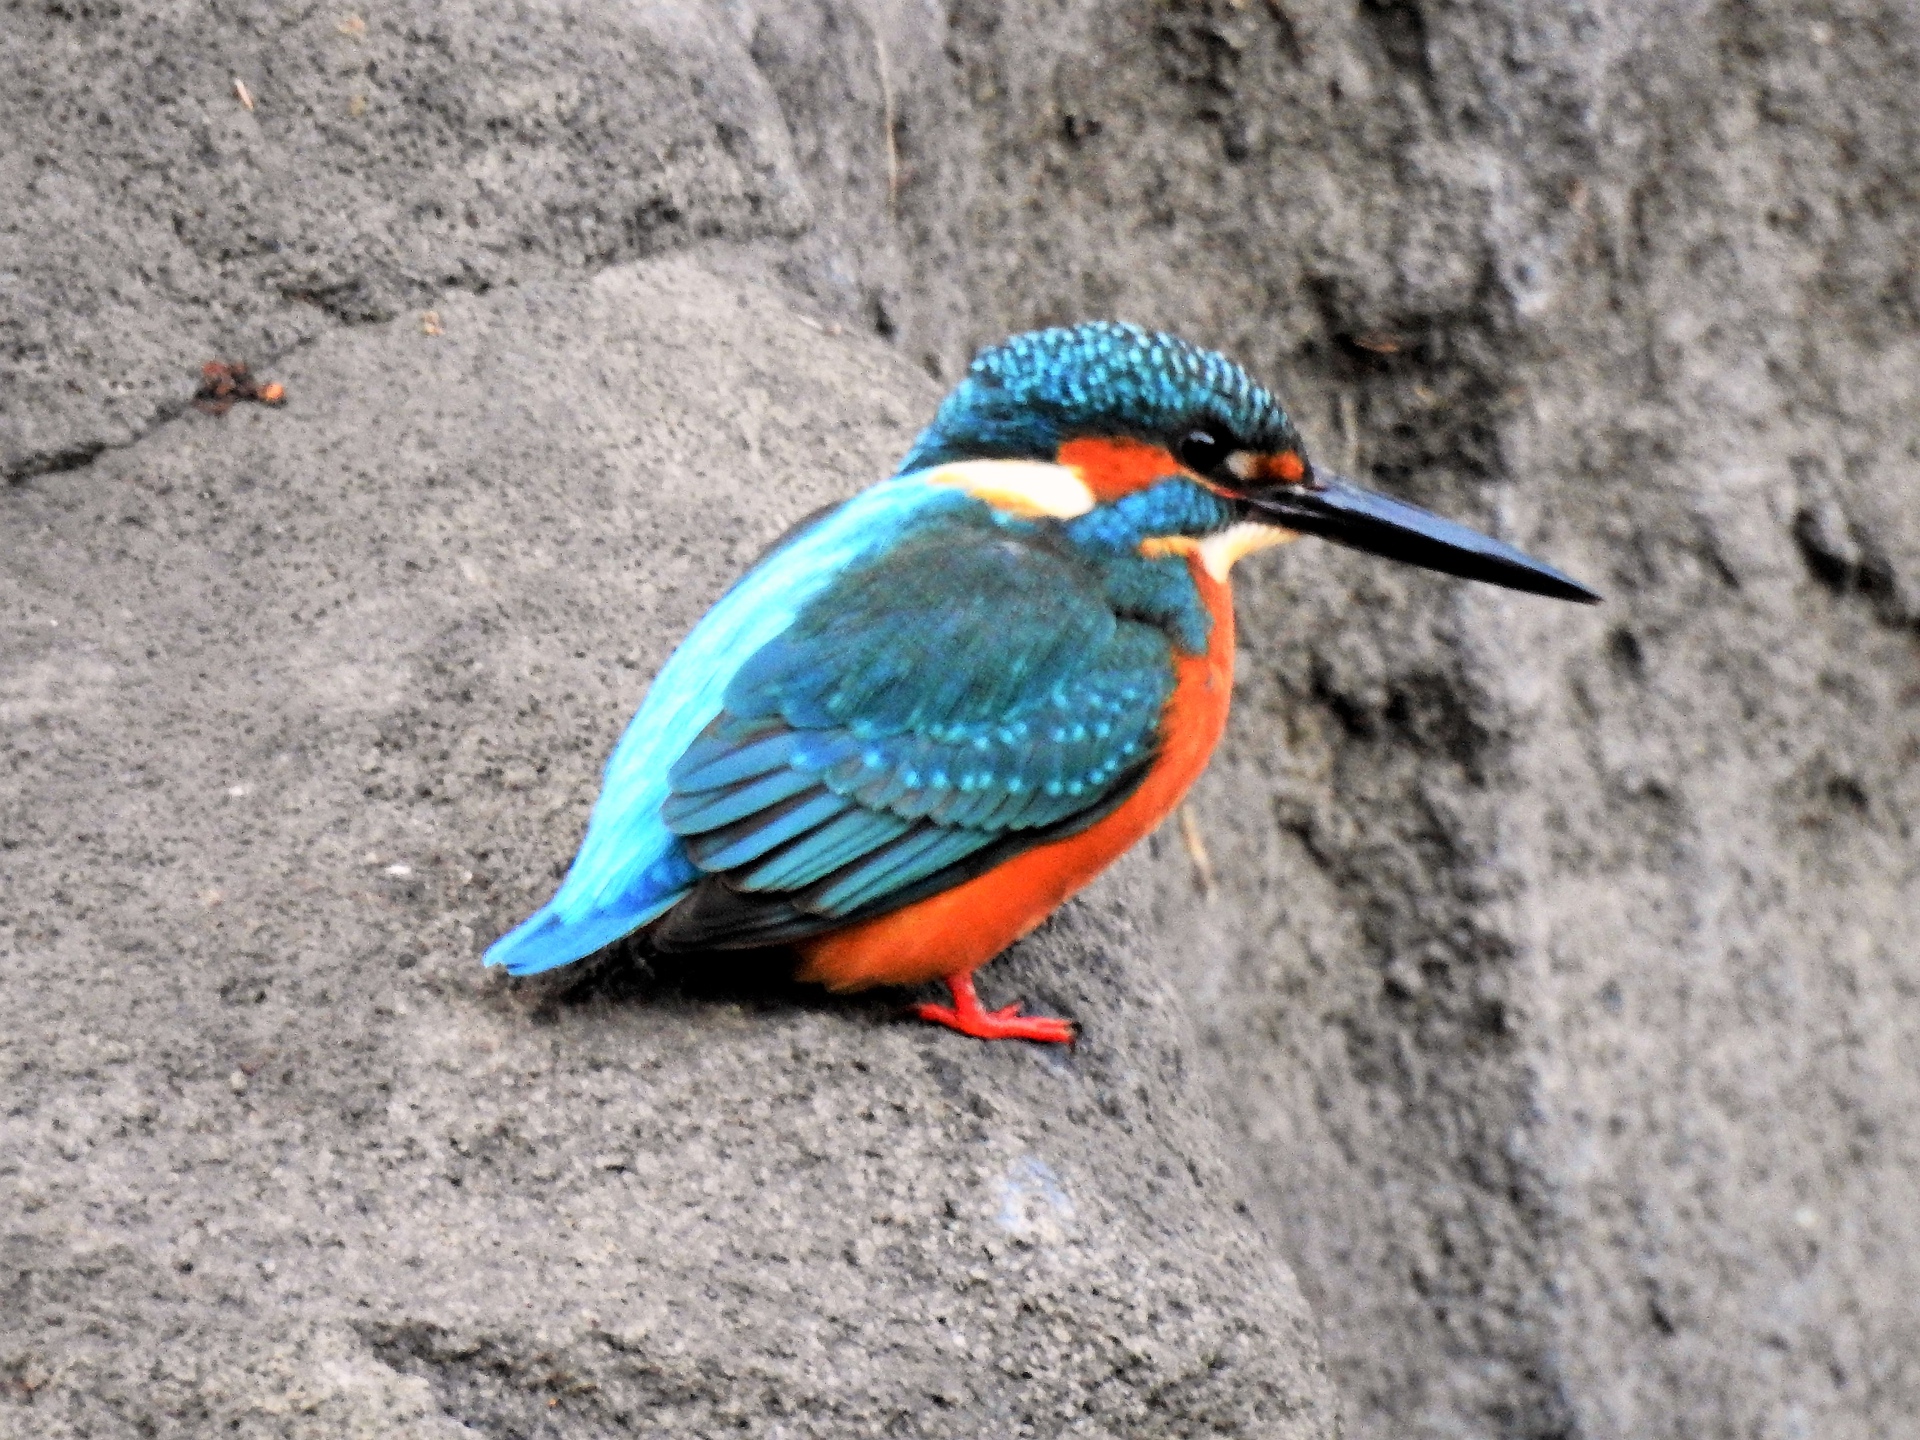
[795,551,1235,992]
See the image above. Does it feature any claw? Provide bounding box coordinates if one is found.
[914,971,1077,1045]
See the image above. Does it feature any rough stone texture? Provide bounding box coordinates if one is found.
[1,258,1334,1436]
[10,1,1920,1438]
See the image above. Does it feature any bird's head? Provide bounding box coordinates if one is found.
[899,321,1598,602]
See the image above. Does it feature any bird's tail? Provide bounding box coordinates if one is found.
[482,843,700,976]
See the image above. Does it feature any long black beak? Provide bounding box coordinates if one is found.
[1248,465,1600,603]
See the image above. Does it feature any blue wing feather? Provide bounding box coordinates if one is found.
[809,826,996,915]
[739,809,914,891]
[662,766,821,833]
[670,726,804,792]
[688,791,851,871]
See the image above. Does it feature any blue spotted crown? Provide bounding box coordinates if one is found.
[898,321,1300,475]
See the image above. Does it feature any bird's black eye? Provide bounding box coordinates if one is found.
[1175,426,1231,475]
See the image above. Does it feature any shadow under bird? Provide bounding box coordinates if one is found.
[486,322,1598,1042]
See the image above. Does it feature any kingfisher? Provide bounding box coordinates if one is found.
[485,323,1597,1042]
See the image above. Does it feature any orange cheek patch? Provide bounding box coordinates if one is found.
[1057,436,1186,501]
[1256,450,1307,484]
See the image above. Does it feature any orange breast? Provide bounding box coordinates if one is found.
[795,547,1235,992]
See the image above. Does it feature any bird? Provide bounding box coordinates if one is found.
[485,322,1597,1042]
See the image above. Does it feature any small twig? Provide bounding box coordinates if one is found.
[233,77,255,111]
[869,13,899,217]
[1338,390,1360,474]
[1177,805,1217,900]
[193,360,285,415]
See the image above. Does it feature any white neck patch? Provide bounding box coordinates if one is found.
[921,460,1096,519]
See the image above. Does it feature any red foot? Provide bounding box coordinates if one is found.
[914,971,1077,1045]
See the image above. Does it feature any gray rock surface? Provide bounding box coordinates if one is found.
[10,1,1920,1438]
[1,257,1333,1436]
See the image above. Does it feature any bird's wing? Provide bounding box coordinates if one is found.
[646,511,1175,951]
[485,478,978,976]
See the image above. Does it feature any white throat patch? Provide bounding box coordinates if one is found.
[1196,521,1297,580]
